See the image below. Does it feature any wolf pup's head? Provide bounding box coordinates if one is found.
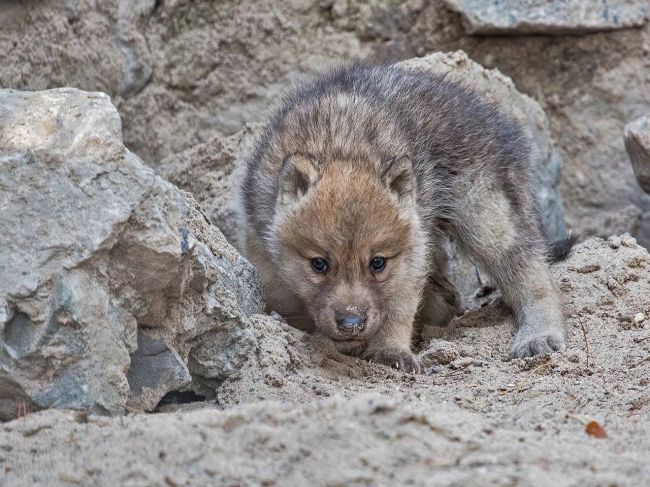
[268,154,429,351]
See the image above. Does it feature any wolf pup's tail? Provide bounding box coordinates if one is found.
[547,234,577,263]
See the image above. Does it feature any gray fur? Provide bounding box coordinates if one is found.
[240,62,567,364]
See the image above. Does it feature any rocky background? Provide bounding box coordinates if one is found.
[2,0,649,244]
[1,1,650,485]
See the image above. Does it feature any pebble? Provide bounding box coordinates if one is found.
[607,236,622,249]
[419,340,460,366]
[450,357,474,370]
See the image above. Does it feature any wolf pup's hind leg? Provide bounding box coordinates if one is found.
[450,184,566,358]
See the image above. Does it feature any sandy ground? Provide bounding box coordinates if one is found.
[2,235,649,486]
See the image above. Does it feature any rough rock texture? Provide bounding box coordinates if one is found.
[126,333,191,411]
[0,88,263,420]
[625,114,650,193]
[448,22,650,248]
[573,204,643,243]
[444,0,650,35]
[2,235,649,485]
[160,126,259,246]
[2,0,650,246]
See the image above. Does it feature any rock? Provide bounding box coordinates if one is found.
[571,205,643,241]
[114,0,155,97]
[444,0,650,35]
[126,332,192,411]
[624,114,650,193]
[419,339,461,366]
[160,126,260,246]
[549,41,650,247]
[188,325,255,383]
[0,88,263,420]
[0,1,152,99]
[449,357,474,370]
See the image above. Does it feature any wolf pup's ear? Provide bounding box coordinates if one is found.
[277,154,319,207]
[381,156,416,208]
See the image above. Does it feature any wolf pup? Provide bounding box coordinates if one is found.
[239,62,567,372]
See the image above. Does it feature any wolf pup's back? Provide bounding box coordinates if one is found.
[239,62,566,372]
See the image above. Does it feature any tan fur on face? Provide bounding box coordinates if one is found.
[274,160,426,346]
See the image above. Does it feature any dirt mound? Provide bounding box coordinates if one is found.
[3,235,648,485]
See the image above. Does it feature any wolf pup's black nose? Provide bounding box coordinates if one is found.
[336,314,366,336]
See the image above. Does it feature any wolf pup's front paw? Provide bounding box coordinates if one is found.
[510,327,566,358]
[366,348,421,373]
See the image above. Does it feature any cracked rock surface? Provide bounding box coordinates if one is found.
[625,114,650,193]
[444,0,650,35]
[0,88,263,419]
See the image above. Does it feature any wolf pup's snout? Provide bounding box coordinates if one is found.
[335,310,367,336]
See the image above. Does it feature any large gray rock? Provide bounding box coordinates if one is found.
[0,88,263,420]
[444,0,649,35]
[624,114,650,193]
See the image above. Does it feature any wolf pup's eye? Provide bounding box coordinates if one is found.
[311,257,329,273]
[370,256,386,273]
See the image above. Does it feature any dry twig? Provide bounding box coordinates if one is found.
[580,322,591,367]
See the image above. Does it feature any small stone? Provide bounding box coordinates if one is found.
[622,234,638,247]
[450,357,474,370]
[634,313,646,324]
[419,340,460,366]
[270,311,287,323]
[425,365,445,375]
[574,264,601,274]
[459,345,478,357]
